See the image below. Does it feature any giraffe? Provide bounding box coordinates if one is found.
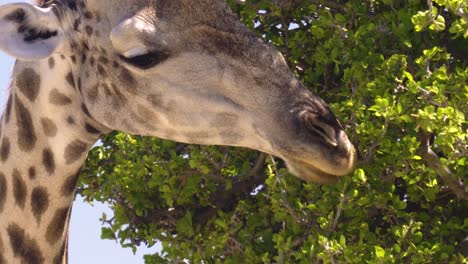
[0,0,356,262]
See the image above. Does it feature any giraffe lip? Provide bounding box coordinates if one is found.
[284,159,341,184]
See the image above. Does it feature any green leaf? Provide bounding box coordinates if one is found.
[412,10,430,31]
[101,227,116,240]
[375,246,386,258]
[77,2,468,263]
[429,15,446,31]
[355,168,367,183]
[176,212,194,237]
[339,235,346,247]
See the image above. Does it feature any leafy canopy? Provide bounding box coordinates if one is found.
[79,0,467,263]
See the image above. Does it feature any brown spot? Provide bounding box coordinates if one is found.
[66,116,75,125]
[84,123,100,134]
[28,166,37,179]
[97,64,107,77]
[41,118,57,137]
[77,78,82,92]
[98,56,109,65]
[119,68,137,93]
[70,55,77,64]
[0,172,7,213]
[81,103,91,117]
[65,72,75,88]
[16,68,41,102]
[49,89,72,105]
[42,148,55,174]
[87,84,98,100]
[53,242,66,264]
[89,56,95,66]
[46,207,69,245]
[5,95,12,123]
[4,8,26,23]
[31,187,50,223]
[15,97,36,151]
[0,137,10,162]
[48,57,55,69]
[111,84,127,107]
[84,11,93,19]
[12,169,27,209]
[85,25,93,36]
[81,53,87,64]
[61,172,79,196]
[73,18,80,31]
[112,61,120,68]
[147,94,162,108]
[64,140,87,164]
[7,223,44,264]
[70,41,78,51]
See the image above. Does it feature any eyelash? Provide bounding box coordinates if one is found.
[119,51,170,69]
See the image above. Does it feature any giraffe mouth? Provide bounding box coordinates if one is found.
[284,159,345,184]
[277,118,357,184]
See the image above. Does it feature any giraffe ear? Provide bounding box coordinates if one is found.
[0,3,62,60]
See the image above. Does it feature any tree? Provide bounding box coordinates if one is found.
[79,0,467,263]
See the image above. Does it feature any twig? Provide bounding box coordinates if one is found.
[330,195,345,232]
[416,132,468,200]
[269,155,283,185]
[448,2,468,22]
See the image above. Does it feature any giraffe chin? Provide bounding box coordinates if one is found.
[284,159,343,184]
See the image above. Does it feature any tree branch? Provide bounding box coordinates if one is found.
[330,194,345,232]
[448,2,468,22]
[416,132,468,200]
[194,153,267,224]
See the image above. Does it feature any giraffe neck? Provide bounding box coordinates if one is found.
[0,57,107,263]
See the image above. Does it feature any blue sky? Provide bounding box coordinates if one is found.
[0,0,158,263]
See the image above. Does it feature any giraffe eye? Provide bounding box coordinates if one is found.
[119,51,169,69]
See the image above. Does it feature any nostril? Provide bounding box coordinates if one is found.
[308,123,338,147]
[300,110,338,147]
[309,123,327,137]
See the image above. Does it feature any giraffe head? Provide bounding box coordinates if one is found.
[0,0,356,183]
